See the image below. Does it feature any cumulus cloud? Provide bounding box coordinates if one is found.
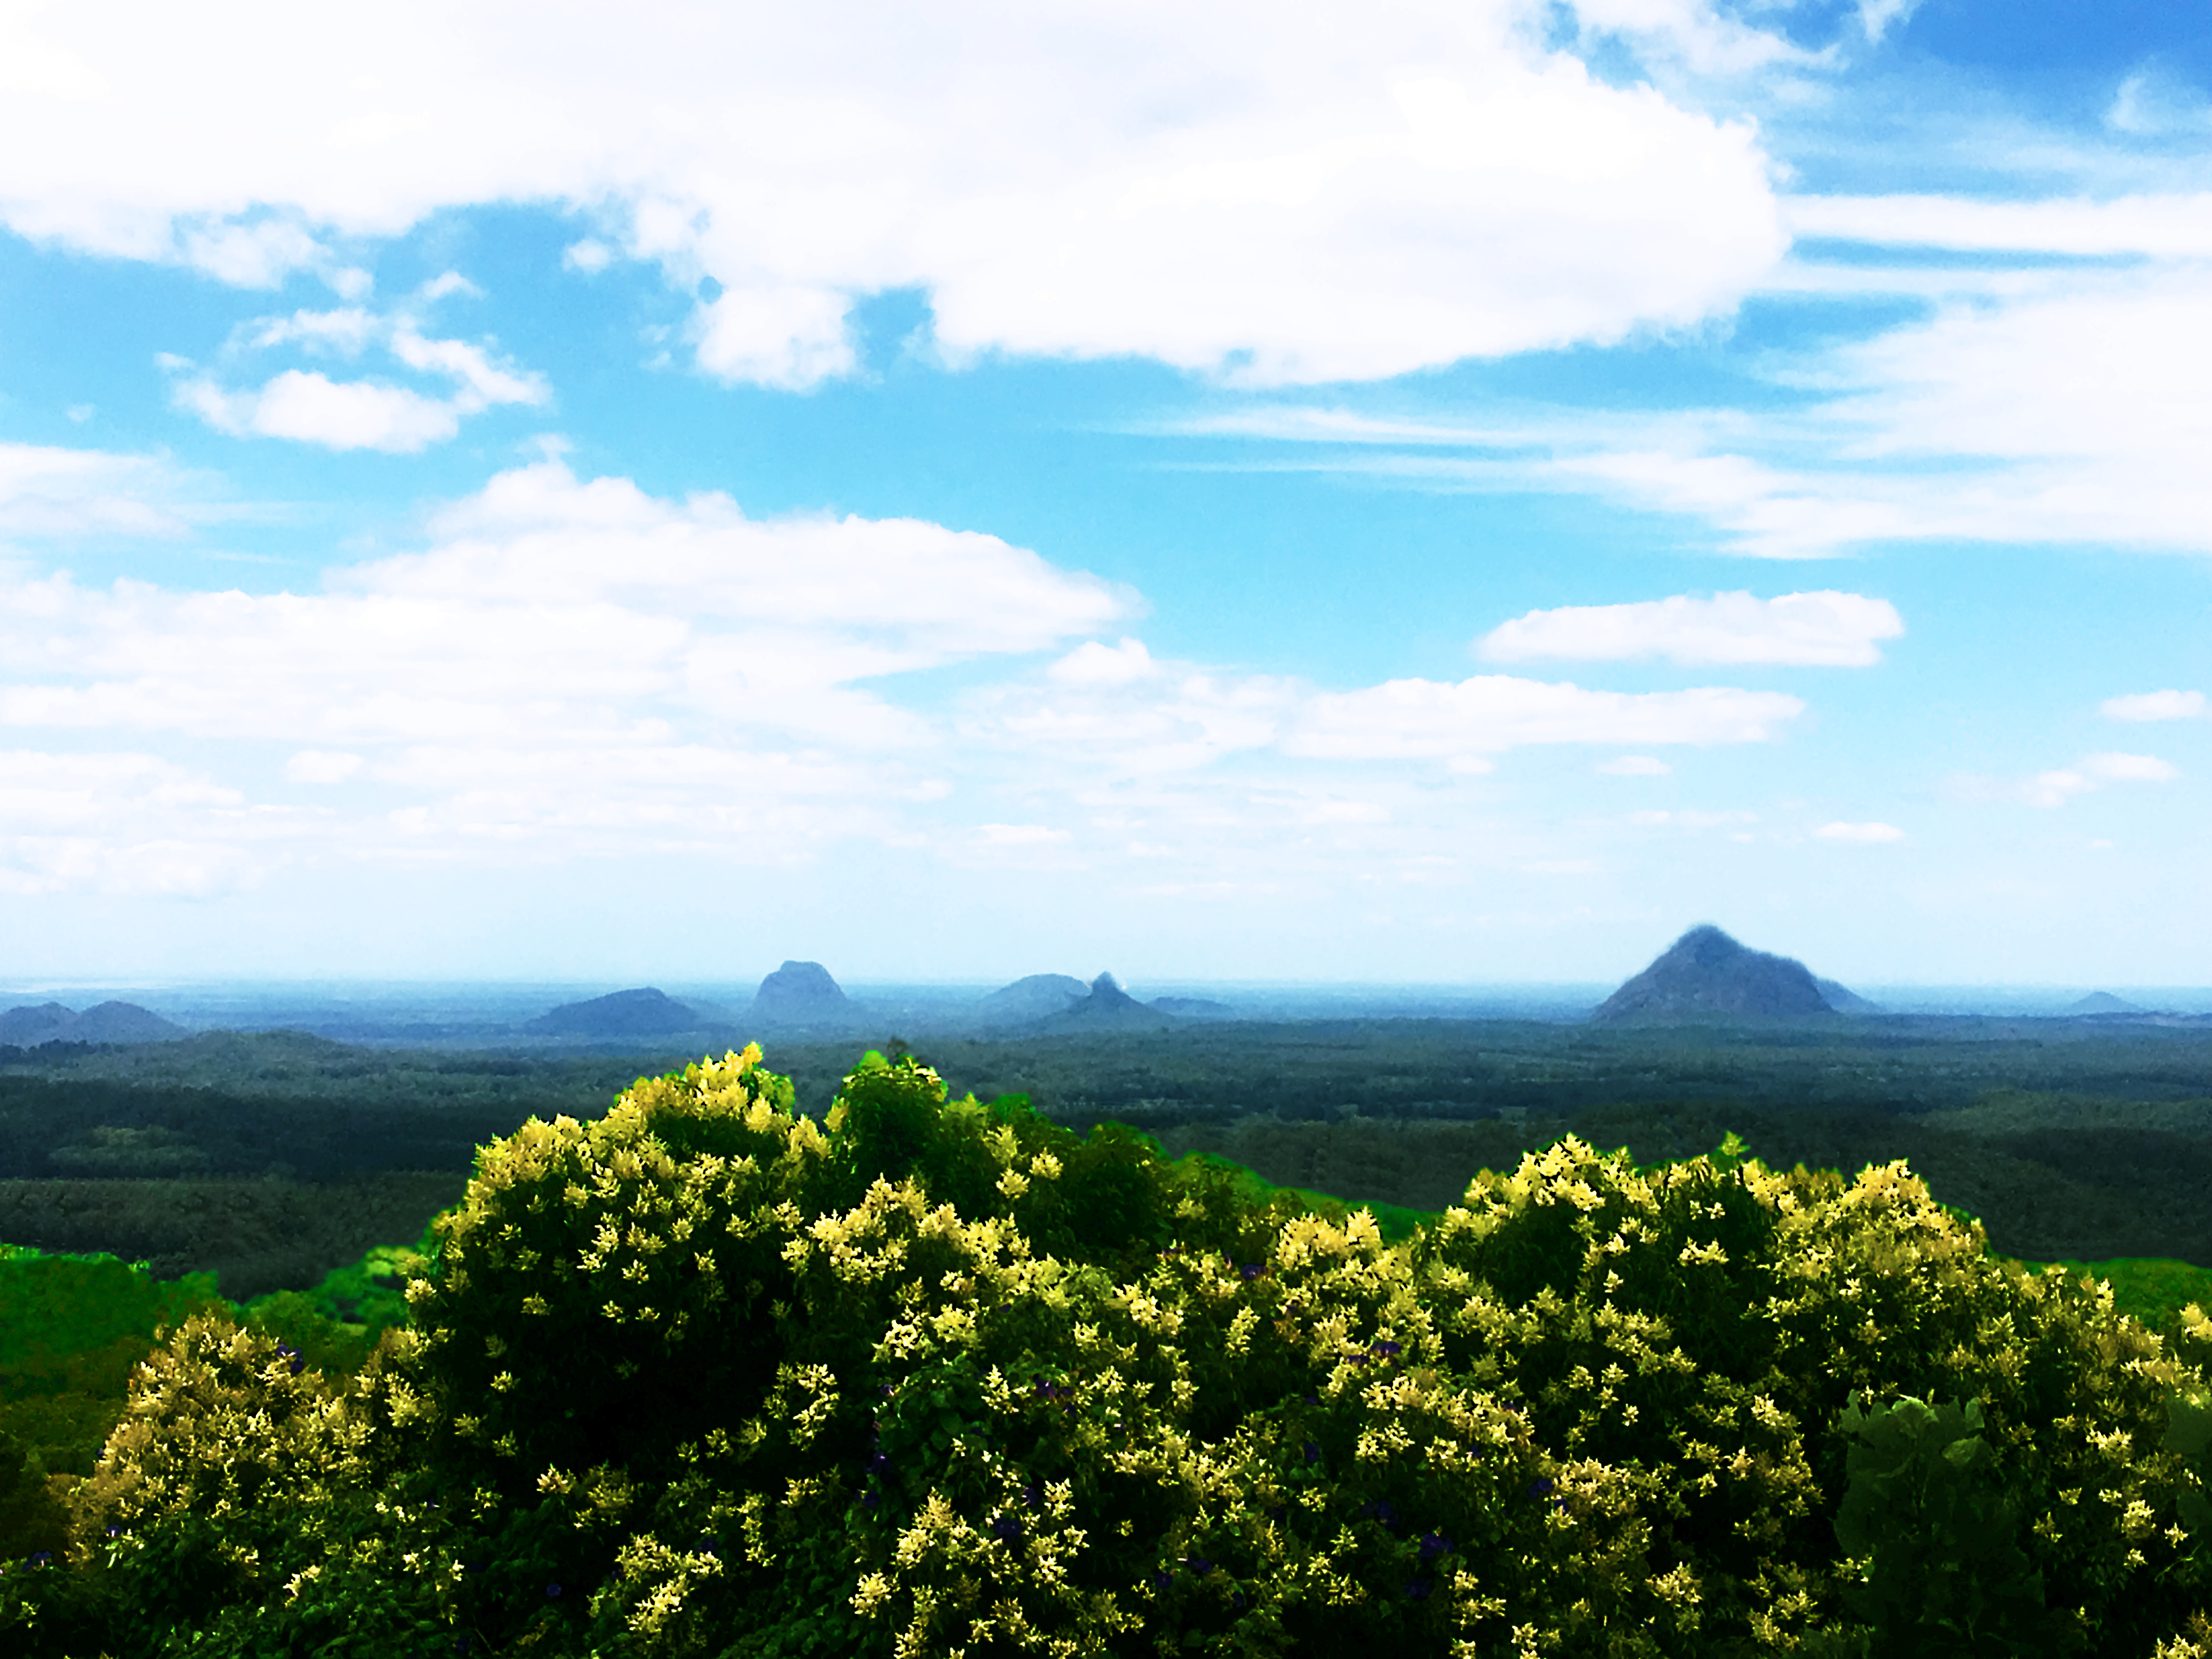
[1479,590,1903,666]
[1815,820,1904,842]
[170,293,549,452]
[0,460,1139,875]
[178,371,473,452]
[2104,689,2206,722]
[0,458,1135,748]
[0,0,1789,388]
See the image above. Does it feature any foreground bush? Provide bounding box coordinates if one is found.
[5,1044,2212,1657]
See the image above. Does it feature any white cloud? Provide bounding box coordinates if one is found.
[0,460,1138,875]
[0,442,209,539]
[285,750,364,784]
[1815,820,1904,842]
[0,0,1790,387]
[0,749,286,897]
[1627,807,1756,830]
[1479,590,1903,666]
[1597,754,1670,775]
[1049,638,1156,688]
[563,239,614,274]
[2103,689,2206,722]
[172,296,550,452]
[1285,676,1802,762]
[175,216,328,287]
[2015,750,2180,808]
[2108,71,2212,139]
[2084,751,2180,783]
[1854,0,1919,44]
[178,370,469,453]
[1784,194,2212,259]
[976,823,1070,846]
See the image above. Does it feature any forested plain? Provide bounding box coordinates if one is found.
[2,1013,2209,1303]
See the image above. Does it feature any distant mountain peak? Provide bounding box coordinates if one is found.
[2066,990,2145,1015]
[977,973,1089,1024]
[748,960,858,1026]
[525,986,701,1038]
[1592,925,1835,1024]
[0,999,183,1047]
[1033,970,1179,1030]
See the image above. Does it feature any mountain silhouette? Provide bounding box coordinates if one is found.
[2066,991,2145,1015]
[977,973,1090,1024]
[0,1000,184,1046]
[1592,926,1835,1024]
[747,960,857,1026]
[525,987,703,1038]
[1034,972,1180,1031]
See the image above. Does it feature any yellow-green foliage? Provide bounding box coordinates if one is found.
[10,1048,2212,1659]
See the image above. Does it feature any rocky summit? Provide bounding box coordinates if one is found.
[1592,925,1836,1024]
[748,960,855,1025]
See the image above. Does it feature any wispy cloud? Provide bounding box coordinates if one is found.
[2103,689,2206,722]
[1479,590,1903,667]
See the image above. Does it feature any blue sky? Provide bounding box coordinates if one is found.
[3,0,2211,990]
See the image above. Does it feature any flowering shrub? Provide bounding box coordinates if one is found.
[5,1044,2212,1658]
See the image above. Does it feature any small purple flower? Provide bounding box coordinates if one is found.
[1154,1569,1174,1591]
[1404,1576,1433,1602]
[1419,1531,1451,1563]
[1239,1262,1263,1281]
[1185,1555,1212,1577]
[990,1515,1025,1547]
[1023,1483,1039,1510]
[1371,1339,1402,1360]
[546,1581,563,1599]
[29,1551,52,1568]
[1303,1441,1321,1464]
[868,1450,891,1473]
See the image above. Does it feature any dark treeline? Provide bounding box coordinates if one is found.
[1,1016,2209,1301]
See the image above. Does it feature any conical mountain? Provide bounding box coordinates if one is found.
[1035,972,1180,1030]
[1592,926,1834,1024]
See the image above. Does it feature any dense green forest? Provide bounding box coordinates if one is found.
[1,1016,2207,1300]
